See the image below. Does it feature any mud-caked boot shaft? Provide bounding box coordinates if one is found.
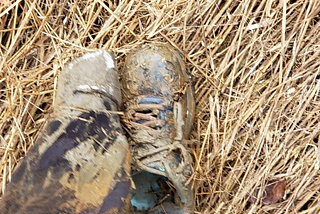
[55,50,122,113]
[121,43,195,214]
[0,50,131,214]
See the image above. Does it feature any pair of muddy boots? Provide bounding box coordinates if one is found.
[0,43,195,214]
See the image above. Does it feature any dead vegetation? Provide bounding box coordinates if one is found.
[1,0,320,213]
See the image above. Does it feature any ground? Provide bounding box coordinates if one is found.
[1,0,320,213]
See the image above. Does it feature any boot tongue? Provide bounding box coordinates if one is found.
[138,96,164,104]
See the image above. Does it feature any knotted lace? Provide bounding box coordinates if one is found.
[125,103,166,129]
[123,100,194,207]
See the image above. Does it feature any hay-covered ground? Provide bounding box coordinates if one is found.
[1,0,320,213]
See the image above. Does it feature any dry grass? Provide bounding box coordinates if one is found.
[1,0,320,213]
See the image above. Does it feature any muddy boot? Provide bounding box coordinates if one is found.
[121,43,195,214]
[0,50,131,214]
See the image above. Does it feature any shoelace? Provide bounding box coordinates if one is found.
[126,103,166,128]
[125,101,191,172]
[125,101,194,206]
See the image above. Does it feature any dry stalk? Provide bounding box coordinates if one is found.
[1,0,320,213]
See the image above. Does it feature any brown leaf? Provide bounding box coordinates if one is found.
[248,179,287,205]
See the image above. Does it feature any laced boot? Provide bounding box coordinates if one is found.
[121,43,195,214]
